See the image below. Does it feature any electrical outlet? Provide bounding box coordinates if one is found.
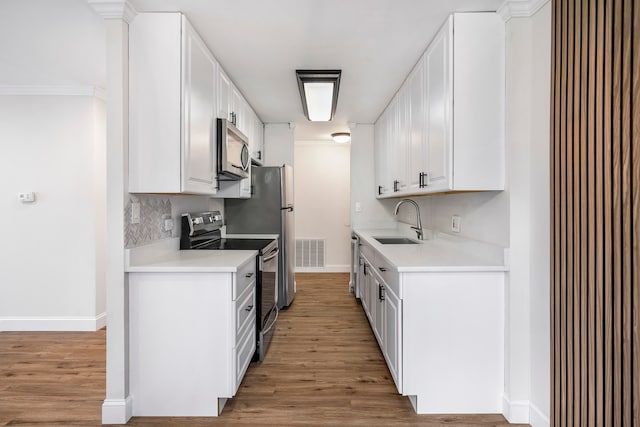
[162,215,173,232]
[451,215,461,233]
[131,202,141,224]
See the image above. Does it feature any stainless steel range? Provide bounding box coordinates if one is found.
[180,211,278,362]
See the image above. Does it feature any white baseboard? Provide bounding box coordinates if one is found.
[296,265,350,273]
[529,401,550,427]
[502,394,530,424]
[102,397,133,424]
[0,313,107,332]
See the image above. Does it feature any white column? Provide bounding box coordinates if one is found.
[499,1,551,426]
[86,0,135,424]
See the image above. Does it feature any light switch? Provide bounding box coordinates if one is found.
[131,202,141,224]
[355,202,362,213]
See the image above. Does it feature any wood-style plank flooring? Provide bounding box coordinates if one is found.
[0,273,525,426]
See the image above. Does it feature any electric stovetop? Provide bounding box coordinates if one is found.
[197,238,275,252]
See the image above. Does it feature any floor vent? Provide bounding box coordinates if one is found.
[295,239,326,268]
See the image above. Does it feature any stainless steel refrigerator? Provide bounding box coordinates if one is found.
[225,165,295,309]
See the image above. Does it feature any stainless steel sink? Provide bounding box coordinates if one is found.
[373,237,420,245]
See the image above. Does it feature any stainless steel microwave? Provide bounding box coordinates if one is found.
[217,118,249,180]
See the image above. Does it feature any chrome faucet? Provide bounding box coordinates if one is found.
[394,199,424,240]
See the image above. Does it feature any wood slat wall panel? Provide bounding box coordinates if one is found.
[633,2,640,424]
[551,0,640,425]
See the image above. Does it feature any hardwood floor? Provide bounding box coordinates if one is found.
[0,273,524,426]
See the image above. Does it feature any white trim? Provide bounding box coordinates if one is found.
[502,394,531,424]
[96,312,107,329]
[0,314,106,332]
[94,86,107,100]
[87,0,137,22]
[296,265,350,273]
[530,401,550,427]
[102,397,133,424]
[0,85,106,99]
[497,0,550,21]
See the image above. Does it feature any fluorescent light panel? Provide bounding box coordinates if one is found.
[296,70,341,122]
[303,82,334,121]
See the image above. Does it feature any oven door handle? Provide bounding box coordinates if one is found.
[262,306,279,335]
[263,248,280,263]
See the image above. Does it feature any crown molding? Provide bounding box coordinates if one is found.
[0,85,106,99]
[87,0,137,22]
[497,0,550,21]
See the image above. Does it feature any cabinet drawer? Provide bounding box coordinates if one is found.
[376,256,399,296]
[235,285,256,343]
[234,320,256,393]
[360,241,375,264]
[234,258,256,300]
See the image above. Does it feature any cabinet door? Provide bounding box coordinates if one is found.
[217,68,232,120]
[425,18,453,192]
[182,19,217,194]
[385,98,399,196]
[360,259,370,320]
[254,120,264,162]
[373,275,385,348]
[394,86,410,193]
[374,113,389,197]
[231,86,245,131]
[384,286,402,392]
[408,56,427,192]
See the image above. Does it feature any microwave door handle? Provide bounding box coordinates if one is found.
[241,144,250,170]
[263,248,280,262]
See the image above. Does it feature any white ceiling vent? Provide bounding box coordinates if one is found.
[295,239,326,268]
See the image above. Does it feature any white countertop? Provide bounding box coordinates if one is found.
[354,225,508,272]
[125,237,256,273]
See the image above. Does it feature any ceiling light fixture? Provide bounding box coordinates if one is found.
[296,70,342,122]
[331,132,351,143]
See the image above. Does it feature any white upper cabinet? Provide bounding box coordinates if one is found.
[217,67,232,122]
[424,22,451,192]
[130,13,217,194]
[183,20,218,194]
[374,13,505,198]
[129,12,264,196]
[407,57,426,193]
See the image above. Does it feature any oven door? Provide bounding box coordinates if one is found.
[260,245,279,322]
[256,244,279,361]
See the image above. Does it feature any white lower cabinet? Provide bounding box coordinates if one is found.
[358,244,503,414]
[128,258,256,416]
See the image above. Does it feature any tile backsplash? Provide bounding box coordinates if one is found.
[124,195,172,248]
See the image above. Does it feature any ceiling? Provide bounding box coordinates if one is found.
[129,0,504,141]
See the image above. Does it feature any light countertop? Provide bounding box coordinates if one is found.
[125,238,256,273]
[354,226,508,272]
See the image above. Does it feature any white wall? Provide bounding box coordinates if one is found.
[0,0,105,86]
[0,0,108,331]
[350,124,395,228]
[264,123,294,167]
[396,191,509,247]
[0,94,107,330]
[294,142,351,271]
